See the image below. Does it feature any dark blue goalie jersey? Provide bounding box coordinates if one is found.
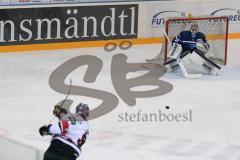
[172,31,209,53]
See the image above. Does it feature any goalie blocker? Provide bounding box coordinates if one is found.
[165,43,221,75]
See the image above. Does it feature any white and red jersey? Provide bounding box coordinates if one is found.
[49,117,89,157]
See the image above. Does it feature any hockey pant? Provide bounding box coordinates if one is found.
[44,139,78,160]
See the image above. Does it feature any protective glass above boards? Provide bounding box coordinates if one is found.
[0,0,173,6]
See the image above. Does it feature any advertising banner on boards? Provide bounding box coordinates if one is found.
[51,0,78,4]
[10,0,50,5]
[138,1,240,38]
[0,4,138,46]
[0,0,11,5]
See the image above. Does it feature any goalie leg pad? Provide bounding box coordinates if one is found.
[165,61,179,72]
[169,43,182,59]
[189,51,221,75]
[164,51,191,72]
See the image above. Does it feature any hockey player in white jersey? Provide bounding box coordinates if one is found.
[164,23,221,77]
[39,103,89,160]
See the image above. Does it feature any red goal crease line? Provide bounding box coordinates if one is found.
[0,33,239,53]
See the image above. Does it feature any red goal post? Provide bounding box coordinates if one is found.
[160,16,229,65]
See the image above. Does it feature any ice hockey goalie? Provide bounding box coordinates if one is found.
[164,23,221,77]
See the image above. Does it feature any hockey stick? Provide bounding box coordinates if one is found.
[48,78,72,124]
[163,30,202,79]
[59,78,72,108]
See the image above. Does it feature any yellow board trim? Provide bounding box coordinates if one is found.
[0,33,239,53]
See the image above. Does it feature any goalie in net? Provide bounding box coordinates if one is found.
[146,16,228,78]
[164,22,221,76]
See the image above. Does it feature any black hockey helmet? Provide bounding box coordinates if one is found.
[76,103,89,119]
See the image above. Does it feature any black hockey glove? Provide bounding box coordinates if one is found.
[53,105,67,118]
[39,125,51,136]
[53,105,61,117]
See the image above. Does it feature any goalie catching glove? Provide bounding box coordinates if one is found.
[195,40,210,54]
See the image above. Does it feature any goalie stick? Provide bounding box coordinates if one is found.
[163,30,202,79]
[195,51,221,70]
[163,51,190,65]
[176,58,202,79]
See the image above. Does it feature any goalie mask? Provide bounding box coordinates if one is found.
[76,103,89,119]
[190,23,199,38]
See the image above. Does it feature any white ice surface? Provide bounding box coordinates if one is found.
[0,43,240,160]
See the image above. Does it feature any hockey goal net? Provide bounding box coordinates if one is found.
[149,16,229,65]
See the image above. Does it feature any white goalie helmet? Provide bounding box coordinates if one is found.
[190,23,199,33]
[190,23,199,38]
